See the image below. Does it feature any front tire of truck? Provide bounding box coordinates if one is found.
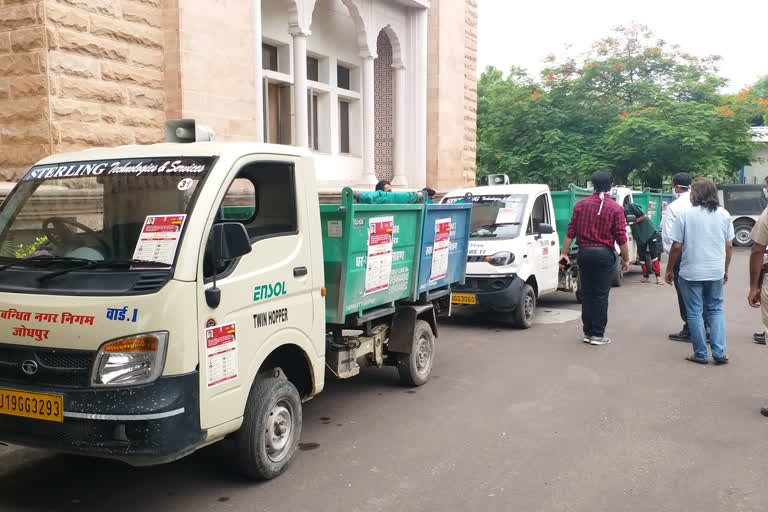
[612,258,624,287]
[236,376,302,481]
[397,319,435,387]
[513,284,536,329]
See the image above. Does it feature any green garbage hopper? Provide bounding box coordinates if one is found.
[551,185,593,250]
[320,187,425,325]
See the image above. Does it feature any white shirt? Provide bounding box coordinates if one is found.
[661,191,692,253]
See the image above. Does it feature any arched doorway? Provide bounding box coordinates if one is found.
[374,30,394,182]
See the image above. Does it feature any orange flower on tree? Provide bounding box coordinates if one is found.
[758,98,768,111]
[545,75,556,81]
[531,91,541,100]
[618,111,629,119]
[715,106,734,116]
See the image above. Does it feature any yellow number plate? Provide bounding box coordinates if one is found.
[451,293,477,305]
[0,388,63,423]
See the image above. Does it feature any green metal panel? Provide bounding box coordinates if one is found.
[320,187,425,325]
[629,190,663,230]
[551,185,592,250]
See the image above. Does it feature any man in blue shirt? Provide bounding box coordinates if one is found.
[664,178,734,364]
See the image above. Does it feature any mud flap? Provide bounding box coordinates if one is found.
[387,304,437,354]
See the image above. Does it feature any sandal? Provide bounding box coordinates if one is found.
[713,355,729,365]
[686,355,708,365]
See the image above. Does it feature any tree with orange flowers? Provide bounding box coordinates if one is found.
[476,24,760,188]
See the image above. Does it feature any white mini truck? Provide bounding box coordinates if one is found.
[0,122,472,480]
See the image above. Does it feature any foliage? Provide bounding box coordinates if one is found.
[10,236,48,258]
[477,24,762,189]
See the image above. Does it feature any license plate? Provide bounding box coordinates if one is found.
[0,388,63,423]
[451,293,477,305]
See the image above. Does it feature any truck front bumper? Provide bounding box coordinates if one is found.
[453,274,525,312]
[0,372,205,466]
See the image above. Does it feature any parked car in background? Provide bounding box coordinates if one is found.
[716,184,764,247]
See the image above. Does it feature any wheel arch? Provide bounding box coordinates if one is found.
[256,344,314,399]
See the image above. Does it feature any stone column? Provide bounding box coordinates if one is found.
[392,65,407,186]
[360,55,377,185]
[414,8,428,188]
[291,29,309,147]
[252,0,264,142]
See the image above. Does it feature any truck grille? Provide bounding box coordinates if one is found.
[0,344,94,389]
[467,256,486,262]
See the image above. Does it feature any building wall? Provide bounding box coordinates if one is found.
[0,0,50,181]
[45,0,166,154]
[744,145,768,184]
[426,0,477,192]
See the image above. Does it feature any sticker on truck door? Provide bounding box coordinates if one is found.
[364,216,394,295]
[205,322,239,388]
[430,218,451,282]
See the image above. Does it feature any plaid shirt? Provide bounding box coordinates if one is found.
[566,193,628,249]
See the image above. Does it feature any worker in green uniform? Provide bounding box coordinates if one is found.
[625,201,662,284]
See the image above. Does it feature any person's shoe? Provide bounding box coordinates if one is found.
[685,355,708,365]
[713,355,729,365]
[754,333,766,345]
[761,407,768,418]
[583,335,591,343]
[669,330,692,342]
[641,277,649,283]
[588,336,611,345]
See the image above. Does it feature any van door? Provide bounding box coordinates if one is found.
[621,192,638,262]
[196,158,317,430]
[525,192,559,294]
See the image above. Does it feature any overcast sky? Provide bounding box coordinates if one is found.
[478,0,768,93]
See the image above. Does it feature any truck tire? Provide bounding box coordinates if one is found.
[612,258,624,287]
[236,376,302,481]
[733,220,755,248]
[513,284,536,329]
[574,271,583,304]
[397,319,435,387]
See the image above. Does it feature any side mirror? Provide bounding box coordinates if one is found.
[211,222,252,262]
[625,214,637,223]
[538,223,554,235]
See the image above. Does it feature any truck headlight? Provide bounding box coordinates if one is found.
[91,332,168,387]
[485,251,515,266]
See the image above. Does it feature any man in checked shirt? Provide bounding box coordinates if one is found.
[560,171,630,345]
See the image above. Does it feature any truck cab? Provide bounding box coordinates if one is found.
[441,184,559,328]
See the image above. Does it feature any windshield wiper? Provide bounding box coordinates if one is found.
[0,255,92,273]
[36,258,170,283]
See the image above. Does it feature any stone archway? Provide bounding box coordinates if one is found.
[374,30,394,181]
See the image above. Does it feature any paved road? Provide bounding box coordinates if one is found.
[1,250,766,512]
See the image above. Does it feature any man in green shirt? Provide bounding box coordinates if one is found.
[625,202,662,284]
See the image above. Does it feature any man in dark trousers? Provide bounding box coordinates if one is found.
[560,171,630,346]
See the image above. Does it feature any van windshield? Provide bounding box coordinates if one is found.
[0,157,215,268]
[444,193,528,239]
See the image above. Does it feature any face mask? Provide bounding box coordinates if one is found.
[672,188,679,199]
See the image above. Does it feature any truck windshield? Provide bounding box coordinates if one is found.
[445,194,528,239]
[0,157,215,268]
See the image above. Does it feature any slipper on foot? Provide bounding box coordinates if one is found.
[686,355,708,365]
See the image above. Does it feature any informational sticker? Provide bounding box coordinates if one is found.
[496,205,523,225]
[205,322,239,388]
[327,220,343,238]
[364,216,394,295]
[132,214,187,267]
[430,217,451,282]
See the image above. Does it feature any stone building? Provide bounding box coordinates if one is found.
[0,0,476,192]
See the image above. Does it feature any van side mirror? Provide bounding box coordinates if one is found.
[211,222,252,262]
[538,223,554,235]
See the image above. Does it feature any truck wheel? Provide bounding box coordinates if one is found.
[612,258,624,287]
[733,220,755,247]
[236,376,302,481]
[513,284,536,329]
[397,319,435,387]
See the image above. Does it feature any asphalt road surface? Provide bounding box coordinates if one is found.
[0,249,766,512]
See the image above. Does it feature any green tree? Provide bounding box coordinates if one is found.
[477,24,759,188]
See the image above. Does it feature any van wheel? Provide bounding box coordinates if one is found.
[733,220,755,247]
[397,320,435,387]
[513,284,536,328]
[612,258,624,287]
[236,376,302,480]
